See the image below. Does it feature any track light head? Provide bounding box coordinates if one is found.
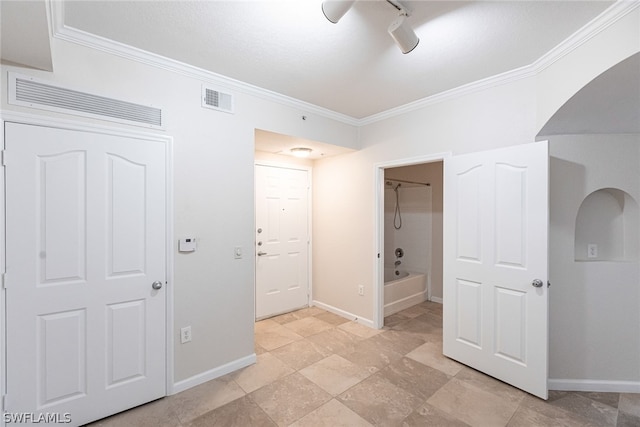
[388,14,419,54]
[321,0,355,24]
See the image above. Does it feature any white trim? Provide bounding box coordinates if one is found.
[373,152,451,329]
[46,0,639,127]
[49,2,358,128]
[311,300,374,329]
[171,354,257,395]
[0,110,176,402]
[548,379,640,393]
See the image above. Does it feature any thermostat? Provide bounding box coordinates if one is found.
[179,237,197,252]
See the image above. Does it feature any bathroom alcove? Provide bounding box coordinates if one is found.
[574,188,640,262]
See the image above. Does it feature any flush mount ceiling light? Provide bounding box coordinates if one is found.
[321,0,419,54]
[290,147,313,158]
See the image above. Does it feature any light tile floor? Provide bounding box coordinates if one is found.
[89,302,640,426]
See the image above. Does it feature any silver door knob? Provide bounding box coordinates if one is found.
[532,279,543,288]
[152,281,163,290]
[257,251,267,256]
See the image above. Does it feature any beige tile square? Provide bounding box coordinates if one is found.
[255,324,304,351]
[617,411,640,427]
[544,391,617,426]
[338,374,423,426]
[271,311,303,325]
[283,316,333,337]
[367,329,425,356]
[250,372,332,426]
[270,339,326,371]
[402,403,469,427]
[315,311,351,326]
[300,354,372,396]
[427,378,520,427]
[512,395,604,427]
[230,352,294,393]
[406,341,463,376]
[255,318,280,333]
[290,399,372,427]
[169,376,246,424]
[340,337,404,371]
[306,328,362,357]
[297,306,327,317]
[455,367,525,405]
[87,397,180,427]
[383,312,411,328]
[620,393,640,418]
[338,321,384,339]
[185,396,276,427]
[380,357,450,401]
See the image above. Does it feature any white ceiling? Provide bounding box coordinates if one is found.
[63,0,615,119]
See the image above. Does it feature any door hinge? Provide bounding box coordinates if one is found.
[2,394,7,411]
[1,150,6,167]
[1,272,6,289]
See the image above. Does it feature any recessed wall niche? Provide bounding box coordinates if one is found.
[574,188,639,262]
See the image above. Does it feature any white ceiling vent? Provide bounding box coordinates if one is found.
[8,73,163,129]
[202,85,234,114]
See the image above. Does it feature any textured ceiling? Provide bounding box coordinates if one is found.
[63,0,615,119]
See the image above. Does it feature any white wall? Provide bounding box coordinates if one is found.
[0,37,358,386]
[311,5,639,389]
[549,134,640,385]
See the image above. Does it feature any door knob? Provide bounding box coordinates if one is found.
[531,279,543,288]
[257,251,268,256]
[152,281,163,290]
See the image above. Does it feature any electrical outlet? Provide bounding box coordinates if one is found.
[180,326,192,344]
[358,285,364,296]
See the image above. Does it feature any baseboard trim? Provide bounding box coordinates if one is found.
[430,296,443,304]
[171,353,256,395]
[312,300,375,329]
[548,379,640,393]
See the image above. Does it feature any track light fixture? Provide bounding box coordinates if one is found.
[321,0,355,24]
[321,0,420,54]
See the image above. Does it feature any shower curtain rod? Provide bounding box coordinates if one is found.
[386,178,431,186]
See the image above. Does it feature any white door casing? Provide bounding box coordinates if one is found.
[255,164,309,320]
[5,123,167,425]
[443,141,549,399]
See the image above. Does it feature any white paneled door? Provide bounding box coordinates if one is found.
[255,164,309,320]
[443,141,549,399]
[5,123,167,426]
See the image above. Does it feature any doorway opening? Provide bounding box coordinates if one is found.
[374,154,447,329]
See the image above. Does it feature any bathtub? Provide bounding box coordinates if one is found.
[384,268,427,316]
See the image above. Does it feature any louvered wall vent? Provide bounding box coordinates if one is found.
[9,73,163,129]
[202,85,234,114]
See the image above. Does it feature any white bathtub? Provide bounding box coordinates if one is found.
[384,268,427,316]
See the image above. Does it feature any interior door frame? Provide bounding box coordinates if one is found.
[253,160,313,319]
[373,152,451,329]
[0,111,176,416]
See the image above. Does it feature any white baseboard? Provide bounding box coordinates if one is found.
[312,300,374,329]
[548,379,640,393]
[430,296,443,304]
[170,353,256,395]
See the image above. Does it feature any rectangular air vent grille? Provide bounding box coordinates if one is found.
[11,75,162,128]
[202,86,234,113]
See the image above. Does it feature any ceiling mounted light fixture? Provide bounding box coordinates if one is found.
[386,0,419,54]
[321,0,355,24]
[290,147,313,158]
[322,0,419,54]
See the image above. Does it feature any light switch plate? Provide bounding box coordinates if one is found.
[179,238,197,252]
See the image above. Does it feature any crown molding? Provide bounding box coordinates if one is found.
[49,1,360,127]
[49,0,638,128]
[359,0,639,125]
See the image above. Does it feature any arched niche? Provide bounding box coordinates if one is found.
[574,188,639,262]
